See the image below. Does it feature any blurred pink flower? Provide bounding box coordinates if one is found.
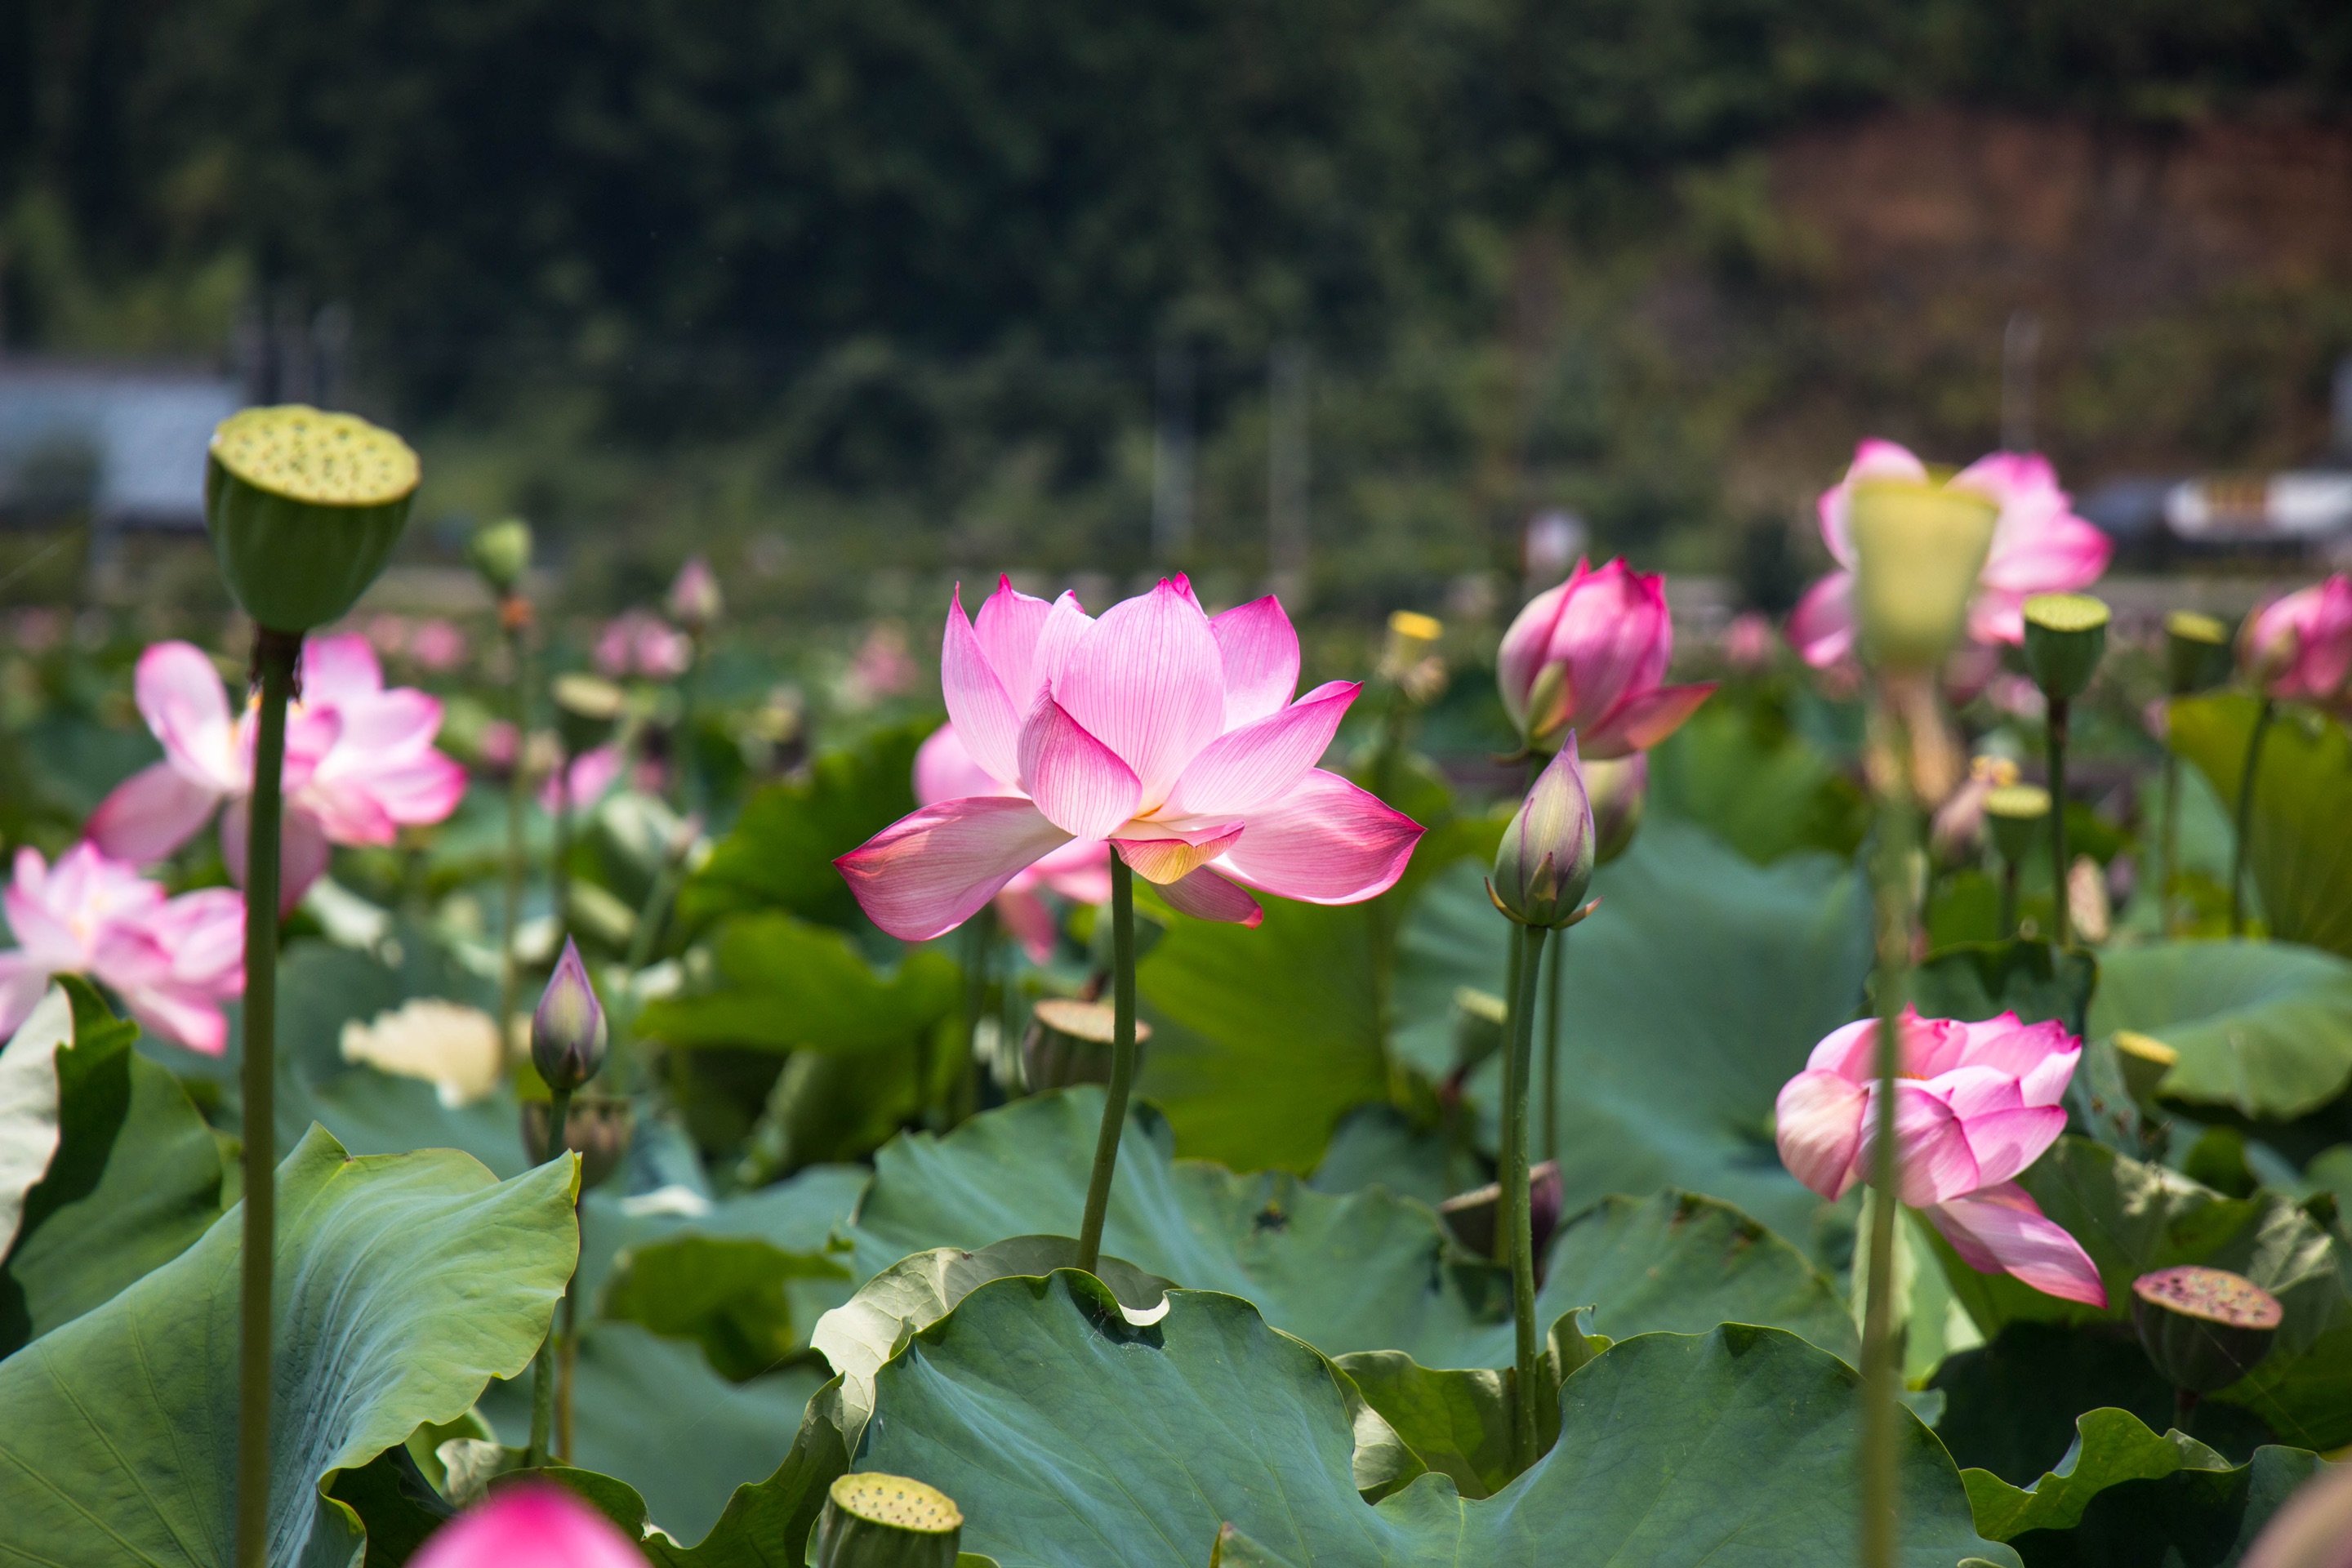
[1788,441,2113,669]
[364,613,412,657]
[842,621,920,709]
[0,844,243,1054]
[595,610,692,681]
[411,1483,646,1568]
[2240,574,2352,706]
[408,617,470,672]
[1495,559,1715,758]
[1776,1006,2105,1307]
[541,743,625,813]
[8,607,66,656]
[480,719,520,769]
[915,721,1112,960]
[88,637,468,911]
[667,556,721,632]
[839,577,1423,938]
[1722,611,1777,674]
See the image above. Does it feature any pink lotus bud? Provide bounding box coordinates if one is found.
[1495,559,1713,759]
[412,1481,647,1568]
[667,555,723,632]
[1584,752,1646,867]
[531,938,607,1093]
[2240,574,2352,705]
[1490,739,1597,929]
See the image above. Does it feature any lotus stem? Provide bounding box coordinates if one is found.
[1999,858,2020,940]
[676,634,702,812]
[234,626,299,1568]
[552,744,575,947]
[2044,694,2071,948]
[960,906,996,1125]
[497,608,530,1063]
[1074,855,1137,1275]
[1541,933,1565,1165]
[2158,750,2182,937]
[2230,698,2275,938]
[1503,920,1549,1472]
[528,1082,572,1468]
[1858,687,1917,1568]
[557,1229,580,1462]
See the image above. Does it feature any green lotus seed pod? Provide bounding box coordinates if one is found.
[469,517,534,594]
[2132,1265,2281,1395]
[1021,997,1152,1093]
[2022,593,2111,703]
[553,673,626,755]
[205,405,420,632]
[2164,610,2232,696]
[1848,478,1998,672]
[815,1473,963,1568]
[1984,782,2051,866]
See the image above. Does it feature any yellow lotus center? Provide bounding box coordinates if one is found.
[212,405,421,506]
[829,1473,963,1533]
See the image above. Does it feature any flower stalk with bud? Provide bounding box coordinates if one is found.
[2020,593,2109,948]
[528,938,605,1466]
[2159,611,2229,933]
[1486,740,1598,1472]
[470,518,537,1049]
[2229,576,2352,934]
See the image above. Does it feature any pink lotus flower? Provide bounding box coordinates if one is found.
[2241,574,2352,706]
[540,743,626,815]
[1788,441,2113,669]
[0,844,244,1054]
[88,637,468,911]
[915,721,1112,960]
[412,1482,647,1568]
[595,610,692,681]
[667,555,721,632]
[408,617,470,672]
[1775,1006,2106,1307]
[838,577,1423,937]
[1495,559,1716,758]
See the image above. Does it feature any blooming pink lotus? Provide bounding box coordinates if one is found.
[915,721,1113,960]
[1496,558,1716,758]
[88,636,468,910]
[1776,1005,2105,1307]
[541,743,626,815]
[595,609,693,681]
[2241,573,2352,706]
[0,844,243,1054]
[411,1482,647,1568]
[1789,441,2113,670]
[838,577,1423,937]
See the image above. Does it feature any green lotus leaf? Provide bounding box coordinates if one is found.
[2170,694,2352,960]
[2089,940,2352,1120]
[1646,694,1869,866]
[849,1270,2015,1566]
[638,911,959,1054]
[1913,940,2098,1036]
[0,1125,577,1565]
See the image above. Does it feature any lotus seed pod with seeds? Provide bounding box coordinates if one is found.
[2132,1265,2282,1394]
[814,1473,963,1568]
[2023,593,2111,702]
[1846,476,1998,671]
[1022,996,1152,1093]
[1984,782,2051,866]
[2165,610,2232,696]
[205,404,421,631]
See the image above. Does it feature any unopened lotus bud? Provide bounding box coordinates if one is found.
[2132,1266,2280,1394]
[2111,1029,2179,1108]
[2165,610,2231,697]
[531,938,608,1093]
[1584,752,1646,867]
[1984,783,2050,866]
[667,555,722,633]
[1847,477,1998,671]
[2023,593,2110,702]
[553,672,626,755]
[1021,997,1152,1093]
[205,405,420,632]
[521,1095,633,1189]
[468,518,533,595]
[1438,1159,1563,1264]
[1490,739,1597,929]
[814,1473,962,1568]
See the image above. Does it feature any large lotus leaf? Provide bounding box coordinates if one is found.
[0,978,227,1353]
[0,1125,577,1566]
[2088,940,2352,1120]
[677,717,930,932]
[1646,694,1870,866]
[850,1270,2015,1566]
[601,1235,853,1381]
[1913,941,2099,1036]
[637,910,959,1053]
[2172,694,2352,959]
[1922,1138,2352,1450]
[1395,818,1871,1246]
[1961,1405,2325,1557]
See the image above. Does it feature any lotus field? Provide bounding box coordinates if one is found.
[8,408,2352,1567]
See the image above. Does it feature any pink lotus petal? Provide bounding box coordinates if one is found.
[994,884,1062,962]
[301,633,385,708]
[1496,577,1573,733]
[1949,1013,2077,1089]
[1157,865,1263,927]
[1165,680,1357,817]
[134,641,240,791]
[942,583,1026,786]
[973,575,1059,710]
[1215,768,1423,904]
[1858,1081,1981,1207]
[1952,1102,2069,1192]
[0,955,51,1041]
[1031,835,1113,904]
[221,802,332,915]
[1031,591,1095,700]
[1817,439,1927,565]
[1775,1067,1869,1200]
[116,982,231,1056]
[539,746,623,816]
[1787,572,1857,670]
[1112,825,1245,885]
[1589,681,1717,760]
[412,1482,648,1568]
[1054,579,1227,807]
[87,762,222,865]
[1017,700,1143,840]
[1926,1183,2107,1307]
[915,723,1015,805]
[356,751,471,826]
[322,685,443,756]
[143,887,246,992]
[836,795,1076,943]
[1804,1016,1880,1082]
[1543,560,1670,733]
[1208,596,1302,727]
